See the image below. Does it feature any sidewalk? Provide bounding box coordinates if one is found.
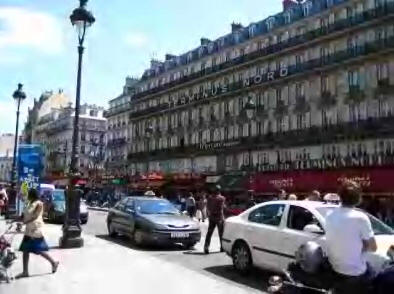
[0,220,262,294]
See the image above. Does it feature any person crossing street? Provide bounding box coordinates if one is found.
[204,186,226,254]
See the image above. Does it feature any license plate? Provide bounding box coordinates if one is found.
[171,232,189,238]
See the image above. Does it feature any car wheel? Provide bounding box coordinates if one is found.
[232,241,252,275]
[133,229,144,247]
[184,242,197,250]
[81,220,88,225]
[107,221,117,238]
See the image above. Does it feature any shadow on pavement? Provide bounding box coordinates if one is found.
[95,234,189,252]
[204,265,272,292]
[183,251,222,256]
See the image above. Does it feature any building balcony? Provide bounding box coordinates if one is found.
[107,138,127,148]
[374,78,394,98]
[104,103,130,118]
[130,4,394,102]
[128,35,394,121]
[127,116,394,163]
[345,85,367,104]
[129,103,169,120]
[318,91,337,110]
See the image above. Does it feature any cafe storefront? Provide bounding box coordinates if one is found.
[251,167,394,197]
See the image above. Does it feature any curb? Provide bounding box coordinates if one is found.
[87,206,109,212]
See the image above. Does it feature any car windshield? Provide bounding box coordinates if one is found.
[317,207,394,235]
[52,190,65,202]
[135,199,179,215]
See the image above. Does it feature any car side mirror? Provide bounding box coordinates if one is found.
[304,224,324,235]
[125,208,135,215]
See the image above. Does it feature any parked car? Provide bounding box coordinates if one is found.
[222,200,394,275]
[107,196,201,248]
[42,189,89,224]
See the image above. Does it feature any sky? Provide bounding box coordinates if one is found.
[0,0,282,134]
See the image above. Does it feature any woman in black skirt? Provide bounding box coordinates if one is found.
[16,188,59,279]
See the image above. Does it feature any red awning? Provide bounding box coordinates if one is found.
[251,167,394,195]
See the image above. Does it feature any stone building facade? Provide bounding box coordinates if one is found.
[33,104,106,178]
[107,0,394,192]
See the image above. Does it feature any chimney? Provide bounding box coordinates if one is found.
[200,38,211,46]
[165,54,176,61]
[231,22,243,33]
[283,0,299,11]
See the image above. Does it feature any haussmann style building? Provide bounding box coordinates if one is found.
[106,0,394,196]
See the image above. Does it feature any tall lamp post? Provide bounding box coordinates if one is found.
[11,83,26,217]
[244,96,256,169]
[60,0,95,248]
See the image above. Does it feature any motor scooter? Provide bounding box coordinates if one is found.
[267,246,394,294]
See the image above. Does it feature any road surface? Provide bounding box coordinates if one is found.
[83,209,272,292]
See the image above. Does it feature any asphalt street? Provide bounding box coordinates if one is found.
[83,209,272,292]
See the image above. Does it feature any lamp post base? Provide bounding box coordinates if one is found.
[59,225,84,248]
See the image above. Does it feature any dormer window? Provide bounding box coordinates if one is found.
[249,24,257,38]
[199,46,205,57]
[187,52,193,63]
[303,1,313,16]
[208,42,215,53]
[284,11,291,24]
[234,31,241,44]
[219,37,225,48]
[267,17,275,31]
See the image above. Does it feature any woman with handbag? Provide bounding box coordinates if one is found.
[16,188,59,279]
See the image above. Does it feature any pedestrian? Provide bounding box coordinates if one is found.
[276,189,286,200]
[305,190,321,201]
[246,190,256,209]
[287,194,297,200]
[186,192,196,218]
[16,188,59,279]
[204,185,226,254]
[0,185,8,216]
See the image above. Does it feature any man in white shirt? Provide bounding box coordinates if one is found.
[325,180,377,294]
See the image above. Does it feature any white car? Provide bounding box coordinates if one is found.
[222,200,394,275]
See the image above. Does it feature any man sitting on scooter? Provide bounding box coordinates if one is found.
[325,180,377,294]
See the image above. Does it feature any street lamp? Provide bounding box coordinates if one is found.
[11,83,26,216]
[244,96,255,169]
[60,0,95,248]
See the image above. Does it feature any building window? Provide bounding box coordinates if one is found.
[295,82,305,97]
[321,75,329,92]
[348,70,360,87]
[276,117,285,133]
[266,17,275,30]
[296,114,307,130]
[377,63,389,81]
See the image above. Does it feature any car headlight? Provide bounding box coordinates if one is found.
[80,204,88,214]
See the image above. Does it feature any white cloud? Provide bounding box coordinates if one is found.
[124,32,149,48]
[0,7,64,55]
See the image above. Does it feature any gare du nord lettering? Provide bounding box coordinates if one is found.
[170,67,289,108]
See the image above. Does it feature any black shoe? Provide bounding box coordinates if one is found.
[204,247,209,254]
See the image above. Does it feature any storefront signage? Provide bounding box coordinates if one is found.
[252,167,394,194]
[198,140,240,150]
[171,67,289,108]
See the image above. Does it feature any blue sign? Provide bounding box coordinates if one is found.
[17,144,44,190]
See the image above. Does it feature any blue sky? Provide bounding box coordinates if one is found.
[0,0,282,133]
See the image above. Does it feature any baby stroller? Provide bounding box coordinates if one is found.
[0,222,18,283]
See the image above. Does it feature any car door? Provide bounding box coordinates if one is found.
[245,203,287,271]
[109,198,127,232]
[120,199,136,236]
[277,205,325,270]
